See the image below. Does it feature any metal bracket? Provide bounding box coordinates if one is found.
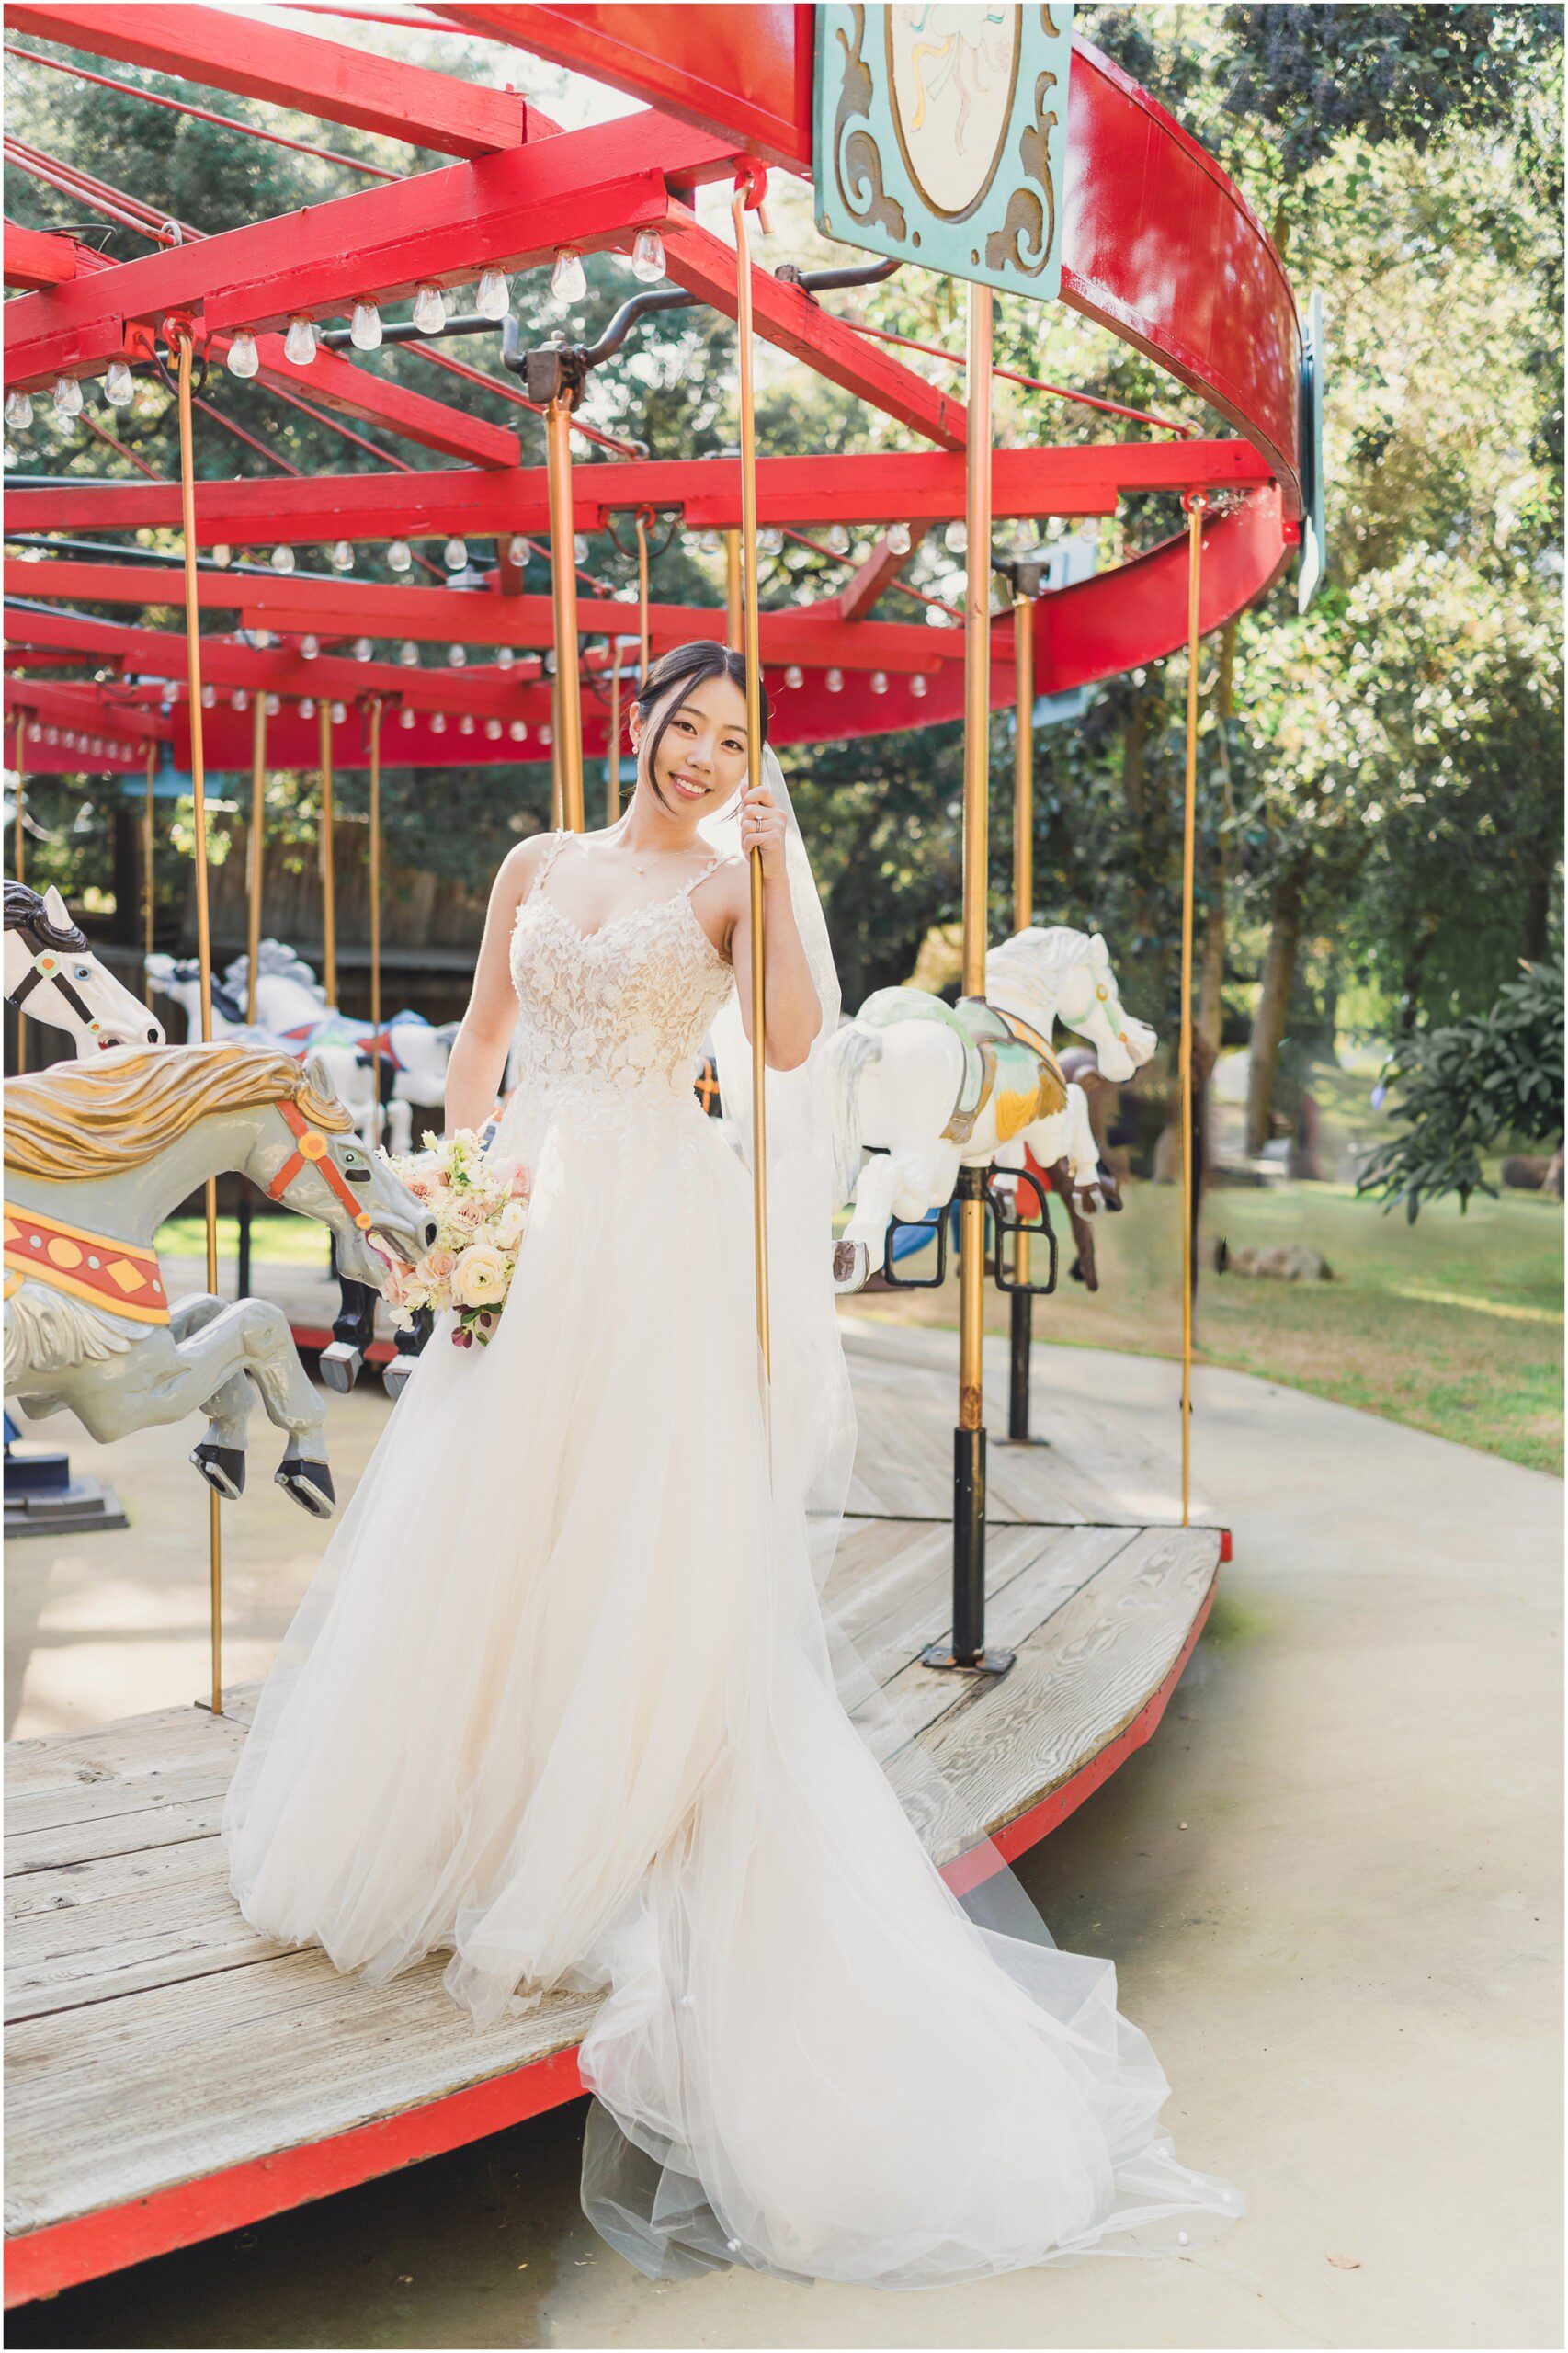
[987,1165,1059,1295]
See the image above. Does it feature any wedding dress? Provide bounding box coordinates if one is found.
[223,813,1244,2289]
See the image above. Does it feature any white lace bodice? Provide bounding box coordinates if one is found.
[507,831,736,1119]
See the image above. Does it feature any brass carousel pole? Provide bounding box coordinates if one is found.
[545,394,585,834]
[12,717,27,1073]
[635,510,652,686]
[924,278,1009,1676]
[172,321,224,1717]
[607,639,622,824]
[550,667,562,829]
[316,700,337,1006]
[1006,585,1036,1442]
[724,529,743,652]
[367,697,383,1056]
[1178,493,1207,1529]
[731,178,770,1391]
[244,697,266,1023]
[142,742,158,1011]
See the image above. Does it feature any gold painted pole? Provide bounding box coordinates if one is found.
[1178,494,1206,1529]
[174,324,223,1718]
[317,701,337,1006]
[550,667,562,830]
[12,718,26,1073]
[732,184,770,1385]
[245,697,266,1024]
[607,640,622,824]
[635,511,651,685]
[545,398,585,833]
[1012,587,1034,1290]
[367,696,382,1051]
[142,743,157,1009]
[959,282,994,1434]
[724,529,743,652]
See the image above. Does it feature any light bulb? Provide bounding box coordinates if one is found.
[551,248,586,304]
[485,718,502,740]
[945,520,967,553]
[90,737,104,756]
[827,523,850,556]
[284,316,317,366]
[233,688,249,712]
[271,544,295,573]
[353,636,373,663]
[331,700,346,723]
[888,521,912,556]
[508,720,527,742]
[104,358,134,407]
[211,543,233,569]
[412,283,446,335]
[52,375,83,419]
[301,633,320,660]
[910,673,927,697]
[870,669,888,694]
[431,711,447,734]
[200,682,216,709]
[460,713,475,735]
[5,389,32,431]
[631,226,665,284]
[349,301,382,351]
[784,665,803,689]
[759,527,783,555]
[540,722,552,746]
[699,529,722,556]
[574,534,588,563]
[266,693,280,716]
[475,267,511,321]
[300,696,315,720]
[44,726,58,745]
[226,332,259,380]
[331,540,354,573]
[506,536,527,566]
[27,722,40,743]
[444,536,468,571]
[398,707,415,730]
[251,628,273,648]
[388,539,412,573]
[541,650,556,676]
[448,643,466,668]
[495,645,514,671]
[825,666,844,692]
[399,641,419,668]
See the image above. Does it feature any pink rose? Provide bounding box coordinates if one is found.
[509,1165,531,1197]
[424,1245,457,1282]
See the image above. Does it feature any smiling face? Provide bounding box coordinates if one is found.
[630,668,751,824]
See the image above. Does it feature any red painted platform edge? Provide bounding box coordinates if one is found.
[4,1556,1226,2306]
[290,1324,394,1367]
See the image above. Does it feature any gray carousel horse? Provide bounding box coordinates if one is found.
[6,881,165,1053]
[4,1040,436,1515]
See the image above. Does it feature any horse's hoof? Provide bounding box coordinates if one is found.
[276,1457,335,1517]
[192,1441,246,1500]
[832,1240,871,1295]
[318,1340,363,1394]
[382,1356,418,1402]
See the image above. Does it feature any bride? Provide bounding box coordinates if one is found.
[223,639,1244,2288]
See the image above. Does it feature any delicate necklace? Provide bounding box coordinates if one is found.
[613,822,692,878]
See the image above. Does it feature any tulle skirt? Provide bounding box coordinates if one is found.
[222,1076,1244,2287]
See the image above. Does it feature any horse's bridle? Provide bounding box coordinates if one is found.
[266,1098,373,1228]
[8,932,102,1035]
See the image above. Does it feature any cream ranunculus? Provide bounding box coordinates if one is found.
[452,1241,510,1309]
[494,1198,528,1251]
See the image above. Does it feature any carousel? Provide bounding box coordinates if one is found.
[1,1,1310,2303]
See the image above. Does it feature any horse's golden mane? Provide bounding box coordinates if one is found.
[4,1041,351,1181]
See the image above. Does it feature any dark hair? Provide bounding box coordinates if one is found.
[631,640,767,788]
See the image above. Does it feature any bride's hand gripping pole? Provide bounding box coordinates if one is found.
[733,167,770,1388]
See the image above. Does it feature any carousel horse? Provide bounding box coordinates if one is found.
[228,941,457,1154]
[826,926,1155,1292]
[3,1041,435,1515]
[6,881,165,1053]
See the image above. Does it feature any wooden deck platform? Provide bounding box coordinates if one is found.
[5,1334,1224,2306]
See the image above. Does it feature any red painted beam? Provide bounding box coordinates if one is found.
[5,441,1271,545]
[6,4,530,158]
[2,119,715,387]
[5,676,171,747]
[838,531,912,624]
[439,3,814,173]
[4,219,76,291]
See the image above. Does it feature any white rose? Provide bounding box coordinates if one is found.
[452,1242,510,1309]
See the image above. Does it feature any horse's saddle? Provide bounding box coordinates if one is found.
[857,989,1066,1145]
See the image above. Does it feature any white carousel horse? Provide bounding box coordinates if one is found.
[227,940,455,1153]
[6,881,165,1053]
[3,1042,435,1515]
[825,926,1156,1291]
[147,954,392,1152]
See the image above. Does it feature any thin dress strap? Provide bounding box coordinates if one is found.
[679,850,727,898]
[534,829,571,889]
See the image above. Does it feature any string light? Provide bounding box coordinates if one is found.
[444,537,468,571]
[888,522,913,556]
[331,540,354,573]
[270,544,296,573]
[447,643,467,668]
[211,543,233,569]
[431,711,447,733]
[506,536,527,566]
[199,682,216,708]
[759,527,783,555]
[699,529,722,556]
[412,283,446,335]
[827,524,850,556]
[825,666,844,692]
[300,696,315,720]
[784,665,803,689]
[43,726,58,745]
[460,713,475,735]
[910,674,927,697]
[353,636,373,663]
[495,645,514,672]
[475,268,511,320]
[870,670,888,693]
[398,706,415,730]
[484,717,502,740]
[945,520,967,553]
[225,333,259,380]
[233,688,249,711]
[284,317,317,366]
[331,700,346,723]
[508,720,528,742]
[104,359,134,407]
[574,533,589,563]
[550,249,586,304]
[399,641,419,668]
[631,227,665,283]
[5,390,32,431]
[388,539,412,574]
[52,376,83,420]
[349,301,382,351]
[266,693,281,716]
[540,722,553,746]
[301,633,320,660]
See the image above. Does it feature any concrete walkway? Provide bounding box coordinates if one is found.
[6,1336,1562,2349]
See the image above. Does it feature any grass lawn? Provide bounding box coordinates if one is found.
[157,1213,329,1267]
[843,1179,1564,1476]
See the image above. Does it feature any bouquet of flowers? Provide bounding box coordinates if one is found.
[374,1127,530,1349]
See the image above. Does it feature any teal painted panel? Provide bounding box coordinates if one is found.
[813,4,1074,302]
